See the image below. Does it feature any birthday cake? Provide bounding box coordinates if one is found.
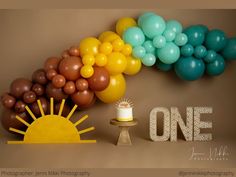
[116,99,133,121]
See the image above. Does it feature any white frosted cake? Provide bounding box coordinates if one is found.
[116,99,133,121]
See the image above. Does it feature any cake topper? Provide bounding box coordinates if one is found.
[116,98,134,109]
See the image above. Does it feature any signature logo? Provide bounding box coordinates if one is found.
[189,145,229,161]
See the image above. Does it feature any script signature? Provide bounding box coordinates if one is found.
[189,145,229,160]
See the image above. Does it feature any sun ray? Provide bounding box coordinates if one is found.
[74,115,88,127]
[50,98,54,115]
[25,106,37,120]
[58,99,65,116]
[9,128,26,135]
[37,100,45,117]
[66,105,78,120]
[78,127,95,135]
[16,115,31,127]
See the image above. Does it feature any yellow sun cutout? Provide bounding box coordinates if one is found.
[8,98,96,144]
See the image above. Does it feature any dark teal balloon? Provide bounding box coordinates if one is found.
[156,59,172,71]
[196,24,208,34]
[174,56,205,81]
[183,25,205,46]
[204,50,217,63]
[205,29,227,52]
[222,38,236,60]
[206,54,225,76]
[194,45,207,59]
[181,44,194,57]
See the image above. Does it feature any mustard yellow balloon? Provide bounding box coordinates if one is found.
[124,56,142,75]
[80,65,94,78]
[99,31,120,43]
[95,53,107,67]
[98,31,115,41]
[121,44,132,56]
[112,38,124,52]
[82,54,95,65]
[99,42,113,55]
[116,17,137,36]
[79,37,101,57]
[105,52,127,75]
[95,74,126,103]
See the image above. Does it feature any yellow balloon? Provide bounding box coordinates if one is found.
[95,53,107,67]
[124,56,142,75]
[80,65,94,78]
[105,52,127,75]
[98,31,115,41]
[95,74,126,103]
[79,37,101,57]
[99,31,120,43]
[112,38,124,52]
[82,55,95,65]
[99,42,113,55]
[116,17,137,36]
[121,44,132,56]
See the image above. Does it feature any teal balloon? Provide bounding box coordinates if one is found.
[166,20,183,34]
[194,45,207,59]
[122,27,145,47]
[204,50,217,63]
[183,25,205,46]
[132,46,146,58]
[143,40,155,53]
[157,42,180,64]
[174,33,188,46]
[222,38,236,60]
[174,56,205,81]
[205,29,227,52]
[196,24,208,34]
[141,53,156,66]
[140,15,166,39]
[163,29,176,42]
[138,12,156,27]
[181,44,194,57]
[206,54,225,76]
[153,35,166,48]
[156,59,172,71]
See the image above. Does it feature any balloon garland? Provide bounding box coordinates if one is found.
[1,12,236,135]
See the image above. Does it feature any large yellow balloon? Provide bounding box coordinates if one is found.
[105,52,127,75]
[116,17,137,36]
[79,37,101,57]
[99,31,120,43]
[95,74,126,103]
[124,56,142,75]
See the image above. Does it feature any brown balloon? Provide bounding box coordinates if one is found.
[87,67,110,91]
[63,81,76,95]
[32,83,44,96]
[69,46,80,56]
[71,90,94,109]
[14,100,26,113]
[23,91,36,104]
[1,109,30,134]
[30,97,49,116]
[75,78,89,91]
[52,74,66,88]
[46,83,68,102]
[32,69,48,85]
[10,78,32,98]
[58,56,83,81]
[61,50,70,59]
[1,93,16,109]
[44,57,61,71]
[54,102,71,117]
[46,69,57,80]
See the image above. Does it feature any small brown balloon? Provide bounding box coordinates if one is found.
[44,57,61,71]
[54,102,71,117]
[10,78,32,98]
[1,93,16,109]
[14,100,26,113]
[30,97,49,116]
[87,67,110,91]
[75,78,89,91]
[23,91,36,104]
[63,81,76,95]
[1,109,30,134]
[32,69,48,85]
[52,74,66,88]
[71,90,94,108]
[69,46,80,56]
[61,50,70,58]
[46,83,68,102]
[32,83,44,96]
[46,69,57,80]
[58,56,83,81]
